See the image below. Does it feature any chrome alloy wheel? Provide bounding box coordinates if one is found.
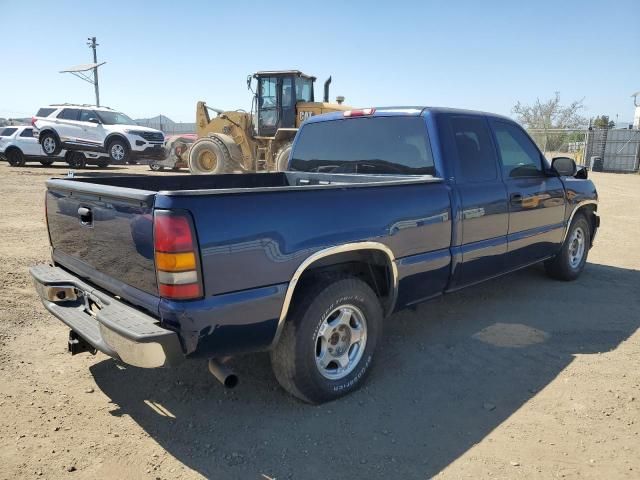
[111,143,125,161]
[42,137,56,154]
[315,304,368,380]
[568,226,586,268]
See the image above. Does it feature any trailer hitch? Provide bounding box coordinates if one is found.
[68,330,97,356]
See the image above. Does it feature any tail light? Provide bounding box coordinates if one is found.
[344,108,375,117]
[153,210,203,300]
[31,116,37,127]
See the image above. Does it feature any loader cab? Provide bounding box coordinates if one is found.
[252,70,316,137]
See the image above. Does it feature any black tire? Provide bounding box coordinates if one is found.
[149,162,164,171]
[67,152,86,169]
[6,149,25,167]
[40,131,61,156]
[188,137,234,174]
[545,214,591,281]
[270,276,383,404]
[274,142,293,171]
[39,159,55,166]
[107,137,129,163]
[96,159,109,168]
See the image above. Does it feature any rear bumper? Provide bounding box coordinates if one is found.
[30,265,184,368]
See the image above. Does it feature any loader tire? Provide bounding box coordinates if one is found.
[275,142,293,172]
[189,137,233,175]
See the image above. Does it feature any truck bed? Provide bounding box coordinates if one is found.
[51,171,441,196]
[45,171,451,338]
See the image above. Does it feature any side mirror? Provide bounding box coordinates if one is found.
[551,157,577,177]
[88,117,101,124]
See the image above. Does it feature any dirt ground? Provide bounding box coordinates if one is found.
[0,162,638,480]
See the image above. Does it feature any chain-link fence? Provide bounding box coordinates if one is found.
[527,128,640,173]
[135,120,196,135]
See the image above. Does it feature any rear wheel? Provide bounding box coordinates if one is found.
[107,138,129,163]
[545,214,591,281]
[270,276,383,404]
[189,137,233,174]
[39,159,55,166]
[67,152,86,169]
[40,132,61,156]
[96,159,109,168]
[6,149,25,167]
[149,162,164,171]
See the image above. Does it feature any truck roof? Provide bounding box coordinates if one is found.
[304,106,514,123]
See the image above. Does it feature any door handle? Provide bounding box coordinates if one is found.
[510,193,523,205]
[78,207,93,226]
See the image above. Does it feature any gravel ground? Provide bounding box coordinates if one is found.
[0,163,638,480]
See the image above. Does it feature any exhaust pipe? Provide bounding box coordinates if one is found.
[208,358,239,389]
[323,76,332,102]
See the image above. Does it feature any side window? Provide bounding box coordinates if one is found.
[493,122,544,178]
[449,116,498,182]
[57,108,80,121]
[282,77,294,107]
[0,127,18,137]
[79,110,95,122]
[36,108,55,117]
[19,128,34,138]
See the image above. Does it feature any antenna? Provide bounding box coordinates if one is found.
[60,37,106,106]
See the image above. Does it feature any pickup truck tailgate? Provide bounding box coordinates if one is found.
[45,179,158,304]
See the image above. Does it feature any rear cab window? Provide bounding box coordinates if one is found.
[290,116,435,175]
[0,127,18,137]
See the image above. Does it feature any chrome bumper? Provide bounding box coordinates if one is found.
[30,265,184,368]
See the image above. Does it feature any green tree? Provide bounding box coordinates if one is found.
[592,115,615,129]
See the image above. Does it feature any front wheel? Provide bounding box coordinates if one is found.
[270,276,383,404]
[107,138,129,163]
[545,214,591,281]
[149,162,164,171]
[40,159,55,166]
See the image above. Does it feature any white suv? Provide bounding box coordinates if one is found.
[0,125,109,168]
[32,104,165,164]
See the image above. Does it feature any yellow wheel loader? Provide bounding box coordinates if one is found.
[184,70,351,174]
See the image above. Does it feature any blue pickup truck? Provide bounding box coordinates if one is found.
[31,107,599,403]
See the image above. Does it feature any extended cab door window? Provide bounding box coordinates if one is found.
[447,115,508,287]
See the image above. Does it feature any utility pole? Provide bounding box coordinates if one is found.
[60,38,106,104]
[87,37,100,106]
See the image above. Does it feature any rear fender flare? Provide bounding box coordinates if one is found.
[269,241,398,349]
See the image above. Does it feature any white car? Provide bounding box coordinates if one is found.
[0,125,109,168]
[32,104,165,164]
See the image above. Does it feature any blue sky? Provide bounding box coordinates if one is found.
[1,0,638,124]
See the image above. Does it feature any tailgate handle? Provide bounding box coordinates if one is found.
[78,207,93,226]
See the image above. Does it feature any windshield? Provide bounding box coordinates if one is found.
[96,111,136,125]
[290,116,435,175]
